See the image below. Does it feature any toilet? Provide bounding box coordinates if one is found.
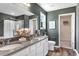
[48,41,56,50]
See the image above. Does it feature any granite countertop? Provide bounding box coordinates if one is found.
[0,36,48,56]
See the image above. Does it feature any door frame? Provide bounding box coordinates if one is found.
[58,12,75,49]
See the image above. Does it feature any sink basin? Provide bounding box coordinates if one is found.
[0,44,21,51]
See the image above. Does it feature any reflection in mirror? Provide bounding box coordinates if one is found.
[29,15,38,35]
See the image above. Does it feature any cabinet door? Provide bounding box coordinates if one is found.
[39,42,44,56]
[43,38,48,56]
[10,47,30,56]
[36,44,43,56]
[29,44,36,56]
[36,42,43,56]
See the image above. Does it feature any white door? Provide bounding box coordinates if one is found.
[59,13,75,49]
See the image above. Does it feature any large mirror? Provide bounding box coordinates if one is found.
[40,12,46,30]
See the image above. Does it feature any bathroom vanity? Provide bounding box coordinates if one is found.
[0,36,48,56]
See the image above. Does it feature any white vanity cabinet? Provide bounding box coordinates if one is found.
[31,37,48,56]
[10,37,48,56]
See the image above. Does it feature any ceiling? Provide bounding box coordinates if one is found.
[38,3,77,12]
[0,3,34,16]
[0,3,77,16]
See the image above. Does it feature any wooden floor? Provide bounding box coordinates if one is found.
[47,47,77,56]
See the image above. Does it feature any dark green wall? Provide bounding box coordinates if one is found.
[29,4,46,15]
[0,20,3,36]
[29,15,38,19]
[47,7,76,45]
[16,15,25,20]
